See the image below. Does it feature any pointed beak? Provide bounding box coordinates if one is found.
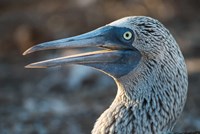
[23,26,130,56]
[23,26,141,77]
[23,26,113,55]
[23,26,133,68]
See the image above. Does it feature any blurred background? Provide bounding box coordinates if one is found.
[0,0,200,133]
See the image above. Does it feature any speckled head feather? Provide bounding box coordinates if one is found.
[23,16,188,134]
[92,16,188,134]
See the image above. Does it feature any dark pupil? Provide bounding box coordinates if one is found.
[126,33,129,37]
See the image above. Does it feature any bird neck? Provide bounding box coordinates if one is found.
[92,88,137,134]
[92,78,174,134]
[92,57,187,133]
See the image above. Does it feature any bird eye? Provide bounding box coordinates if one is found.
[123,31,132,40]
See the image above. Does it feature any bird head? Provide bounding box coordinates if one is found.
[23,17,146,78]
[23,16,187,96]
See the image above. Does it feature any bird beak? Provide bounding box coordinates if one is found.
[23,26,141,77]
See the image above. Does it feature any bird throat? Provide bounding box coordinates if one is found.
[92,59,186,134]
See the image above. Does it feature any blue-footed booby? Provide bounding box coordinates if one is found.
[23,16,188,133]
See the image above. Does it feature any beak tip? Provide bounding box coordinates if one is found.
[23,51,28,56]
[25,65,32,68]
[23,47,34,55]
[23,45,42,55]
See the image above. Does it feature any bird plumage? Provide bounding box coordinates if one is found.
[92,16,188,134]
[24,16,188,134]
[93,16,188,134]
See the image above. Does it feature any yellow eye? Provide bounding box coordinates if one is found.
[123,31,132,40]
